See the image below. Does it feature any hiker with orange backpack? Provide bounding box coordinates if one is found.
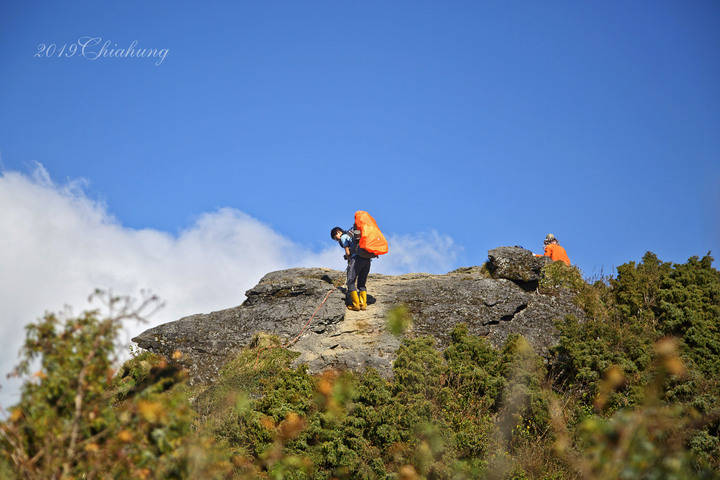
[331,211,388,311]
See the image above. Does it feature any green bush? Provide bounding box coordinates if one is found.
[570,340,718,480]
[551,253,720,477]
[444,323,505,411]
[0,292,232,479]
[540,261,587,292]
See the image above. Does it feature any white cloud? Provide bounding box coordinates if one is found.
[0,164,462,409]
[378,231,463,275]
[312,231,463,276]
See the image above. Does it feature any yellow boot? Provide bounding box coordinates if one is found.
[359,291,367,310]
[347,291,361,311]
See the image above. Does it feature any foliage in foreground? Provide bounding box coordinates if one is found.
[0,292,233,479]
[1,252,719,479]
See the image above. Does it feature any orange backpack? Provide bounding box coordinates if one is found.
[352,211,388,258]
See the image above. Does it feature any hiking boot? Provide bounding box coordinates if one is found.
[347,291,361,311]
[359,291,367,310]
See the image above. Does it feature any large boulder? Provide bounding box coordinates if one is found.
[487,246,549,290]
[132,250,584,385]
[132,268,347,383]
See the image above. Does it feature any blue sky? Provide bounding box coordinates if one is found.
[1,1,719,406]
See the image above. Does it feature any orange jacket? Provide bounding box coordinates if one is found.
[544,244,571,266]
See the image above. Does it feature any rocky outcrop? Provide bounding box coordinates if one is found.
[486,246,550,290]
[132,247,583,385]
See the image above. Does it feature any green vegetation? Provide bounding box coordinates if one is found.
[0,292,233,479]
[1,253,719,479]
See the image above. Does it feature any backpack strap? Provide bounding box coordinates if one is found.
[344,227,360,255]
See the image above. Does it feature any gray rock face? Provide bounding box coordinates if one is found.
[132,248,583,385]
[133,267,347,383]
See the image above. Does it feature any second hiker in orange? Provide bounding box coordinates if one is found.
[535,234,571,266]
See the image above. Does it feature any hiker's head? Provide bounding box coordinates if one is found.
[544,233,557,245]
[331,227,344,240]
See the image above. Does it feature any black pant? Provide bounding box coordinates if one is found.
[347,256,371,292]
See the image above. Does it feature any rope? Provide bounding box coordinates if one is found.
[254,269,347,369]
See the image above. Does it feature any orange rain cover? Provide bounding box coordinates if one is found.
[354,211,388,256]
